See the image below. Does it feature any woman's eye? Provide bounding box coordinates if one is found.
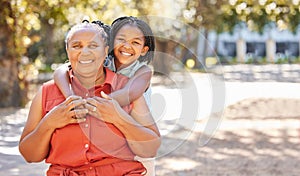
[72,45,81,49]
[89,44,98,49]
[116,38,125,42]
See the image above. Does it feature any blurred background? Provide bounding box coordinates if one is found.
[1,0,300,175]
[1,0,300,107]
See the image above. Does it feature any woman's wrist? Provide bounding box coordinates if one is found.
[40,116,56,134]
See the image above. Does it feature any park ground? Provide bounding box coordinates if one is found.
[1,64,300,176]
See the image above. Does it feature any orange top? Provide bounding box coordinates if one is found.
[41,68,145,175]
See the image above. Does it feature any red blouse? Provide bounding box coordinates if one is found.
[41,68,145,175]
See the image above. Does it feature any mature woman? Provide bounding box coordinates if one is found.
[19,21,161,176]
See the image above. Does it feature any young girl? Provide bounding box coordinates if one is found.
[53,16,156,175]
[54,16,154,108]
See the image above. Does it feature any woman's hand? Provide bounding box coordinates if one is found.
[43,95,88,130]
[19,89,88,162]
[85,92,125,124]
[86,91,161,157]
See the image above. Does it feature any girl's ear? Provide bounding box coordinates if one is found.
[140,46,149,56]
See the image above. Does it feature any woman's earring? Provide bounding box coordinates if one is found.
[104,56,112,68]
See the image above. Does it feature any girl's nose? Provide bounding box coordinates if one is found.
[123,41,131,49]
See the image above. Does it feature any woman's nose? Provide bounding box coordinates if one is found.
[81,46,90,54]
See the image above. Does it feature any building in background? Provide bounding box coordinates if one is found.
[200,27,300,64]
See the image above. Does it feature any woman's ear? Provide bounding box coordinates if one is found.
[65,40,69,50]
[66,44,70,58]
[105,46,109,56]
[141,46,149,56]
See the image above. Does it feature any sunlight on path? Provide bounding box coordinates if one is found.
[1,69,300,176]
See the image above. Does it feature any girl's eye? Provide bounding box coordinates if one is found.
[133,41,141,45]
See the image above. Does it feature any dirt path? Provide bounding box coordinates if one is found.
[1,98,300,176]
[156,98,300,176]
[1,64,300,175]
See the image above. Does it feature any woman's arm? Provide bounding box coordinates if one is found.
[86,92,161,158]
[53,63,73,98]
[110,65,152,106]
[19,88,52,162]
[19,88,87,162]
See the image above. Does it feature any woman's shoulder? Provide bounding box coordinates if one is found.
[42,80,64,99]
[42,79,55,87]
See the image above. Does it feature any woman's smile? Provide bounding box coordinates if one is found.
[79,59,94,64]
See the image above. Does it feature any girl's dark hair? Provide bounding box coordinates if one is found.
[109,16,155,64]
[91,20,111,45]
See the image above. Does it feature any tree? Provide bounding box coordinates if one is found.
[0,1,23,107]
[4,0,298,107]
[137,0,187,75]
[182,0,300,66]
[0,0,157,107]
[183,0,236,67]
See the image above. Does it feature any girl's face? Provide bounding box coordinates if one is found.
[113,24,149,69]
[67,28,108,79]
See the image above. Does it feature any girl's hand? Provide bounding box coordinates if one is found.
[86,91,125,124]
[43,95,88,130]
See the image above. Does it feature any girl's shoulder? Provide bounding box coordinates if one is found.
[114,60,150,78]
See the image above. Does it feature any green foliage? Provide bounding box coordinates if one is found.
[287,6,300,33]
[2,0,159,64]
[1,0,299,106]
[219,56,239,65]
[5,0,300,66]
[275,57,300,64]
[245,57,267,64]
[183,0,300,34]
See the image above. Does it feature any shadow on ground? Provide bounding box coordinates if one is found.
[0,108,48,176]
[155,98,300,176]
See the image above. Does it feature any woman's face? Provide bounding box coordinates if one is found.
[113,24,149,68]
[67,28,108,79]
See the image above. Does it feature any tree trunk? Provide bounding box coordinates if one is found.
[196,27,208,69]
[152,39,171,76]
[202,29,209,67]
[0,3,22,107]
[41,20,55,65]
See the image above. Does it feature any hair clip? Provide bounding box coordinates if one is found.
[82,19,90,23]
[111,16,128,25]
[92,20,104,26]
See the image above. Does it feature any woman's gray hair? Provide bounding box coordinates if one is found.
[65,21,108,48]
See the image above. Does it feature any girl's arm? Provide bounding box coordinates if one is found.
[123,94,161,157]
[110,65,152,106]
[19,88,87,162]
[87,92,161,158]
[53,63,73,98]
